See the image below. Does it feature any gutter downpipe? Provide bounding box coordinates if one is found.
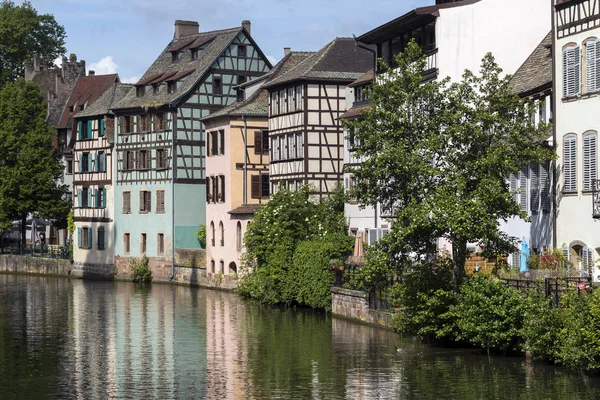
[551,1,557,250]
[243,115,248,205]
[171,110,176,280]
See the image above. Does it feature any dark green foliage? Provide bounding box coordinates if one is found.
[0,79,71,242]
[130,255,152,283]
[454,276,526,354]
[237,185,350,309]
[0,1,66,85]
[195,224,206,249]
[522,287,562,363]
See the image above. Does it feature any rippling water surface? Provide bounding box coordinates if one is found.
[1,274,599,399]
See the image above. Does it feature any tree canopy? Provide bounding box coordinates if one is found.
[0,1,66,85]
[0,79,71,244]
[345,41,554,290]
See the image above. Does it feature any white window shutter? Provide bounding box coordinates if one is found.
[564,136,577,192]
[519,167,528,212]
[530,164,540,213]
[510,173,518,203]
[369,228,378,246]
[596,40,600,92]
[583,133,597,191]
[512,252,520,270]
[587,41,598,92]
[563,46,580,97]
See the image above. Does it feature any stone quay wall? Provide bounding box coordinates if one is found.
[0,255,72,277]
[331,286,393,329]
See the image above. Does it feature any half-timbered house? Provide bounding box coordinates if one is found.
[110,20,271,278]
[502,32,554,271]
[72,82,132,276]
[201,50,312,277]
[264,38,373,198]
[553,0,600,279]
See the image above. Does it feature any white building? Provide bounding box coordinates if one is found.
[348,0,551,247]
[553,0,600,279]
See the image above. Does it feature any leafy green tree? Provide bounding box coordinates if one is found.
[0,1,66,85]
[345,40,554,291]
[0,79,71,246]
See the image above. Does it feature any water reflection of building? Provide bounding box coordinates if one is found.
[206,291,248,399]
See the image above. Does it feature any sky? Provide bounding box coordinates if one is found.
[25,0,432,84]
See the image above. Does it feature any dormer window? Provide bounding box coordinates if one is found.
[136,86,145,97]
[172,52,180,62]
[213,78,222,95]
[79,104,84,111]
[153,84,160,94]
[191,48,199,60]
[168,81,177,94]
[69,105,74,112]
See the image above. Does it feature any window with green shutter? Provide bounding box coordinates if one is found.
[102,188,107,209]
[98,227,105,250]
[77,227,82,248]
[99,118,105,136]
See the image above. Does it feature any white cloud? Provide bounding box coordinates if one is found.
[122,76,140,84]
[88,56,119,75]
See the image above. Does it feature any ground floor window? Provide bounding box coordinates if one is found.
[157,233,164,255]
[97,227,105,250]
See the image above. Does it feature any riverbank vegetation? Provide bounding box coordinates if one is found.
[237,185,353,310]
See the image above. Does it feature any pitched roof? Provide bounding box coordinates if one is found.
[29,67,81,127]
[202,51,313,121]
[357,0,481,44]
[75,83,133,119]
[349,69,374,87]
[113,26,269,111]
[339,104,371,120]
[228,204,260,215]
[264,38,373,88]
[510,31,553,96]
[57,74,119,129]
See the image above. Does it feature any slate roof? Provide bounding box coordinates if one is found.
[264,38,373,88]
[75,83,133,119]
[510,31,553,96]
[113,26,269,111]
[202,51,313,121]
[57,74,119,129]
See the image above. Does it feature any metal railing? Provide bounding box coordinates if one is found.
[7,244,71,259]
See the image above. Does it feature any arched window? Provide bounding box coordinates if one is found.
[563,44,580,97]
[220,260,224,274]
[585,38,600,93]
[210,221,215,246]
[563,134,577,193]
[211,259,215,273]
[229,262,237,275]
[236,222,242,252]
[583,131,597,191]
[219,222,224,246]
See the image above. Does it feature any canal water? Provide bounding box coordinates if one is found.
[1,275,599,399]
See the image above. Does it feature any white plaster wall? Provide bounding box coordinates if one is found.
[555,26,600,279]
[437,0,551,80]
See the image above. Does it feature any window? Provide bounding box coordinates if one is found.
[80,152,90,173]
[271,136,279,161]
[218,175,225,202]
[168,81,177,94]
[154,113,164,131]
[138,114,149,132]
[78,226,91,250]
[141,233,147,254]
[191,48,199,60]
[98,118,105,137]
[509,168,528,211]
[77,120,91,140]
[237,89,245,102]
[287,87,294,111]
[238,75,247,85]
[563,45,580,97]
[219,222,224,246]
[172,51,180,62]
[237,45,246,58]
[97,151,106,172]
[157,233,164,255]
[157,148,168,169]
[97,227,105,250]
[251,174,270,198]
[271,92,277,115]
[124,233,130,254]
[586,40,600,93]
[96,187,107,209]
[296,133,303,158]
[530,164,540,213]
[280,90,287,114]
[210,222,215,247]
[136,86,145,97]
[211,259,215,273]
[541,161,551,213]
[295,86,303,111]
[137,150,150,170]
[219,130,225,155]
[210,131,218,156]
[254,130,269,155]
[153,84,160,94]
[564,135,577,192]
[139,190,151,213]
[280,136,286,160]
[236,222,242,252]
[220,260,225,274]
[583,132,597,191]
[288,135,295,159]
[120,116,132,133]
[213,78,222,95]
[79,187,90,208]
[67,160,73,174]
[206,176,212,203]
[212,176,218,203]
[156,189,165,213]
[123,191,131,214]
[125,151,135,170]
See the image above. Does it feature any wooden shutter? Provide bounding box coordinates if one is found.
[261,174,270,197]
[87,228,92,250]
[262,131,269,154]
[219,130,224,155]
[251,175,260,198]
[564,136,577,192]
[519,167,527,212]
[87,154,92,172]
[94,189,99,208]
[77,121,83,140]
[98,227,105,250]
[254,131,262,154]
[78,189,82,208]
[563,46,580,97]
[102,188,107,209]
[87,120,93,138]
[220,175,225,202]
[530,164,540,213]
[587,40,600,92]
[541,161,551,212]
[583,133,597,191]
[87,189,92,208]
[212,177,218,203]
[509,173,518,203]
[77,227,82,248]
[206,177,211,203]
[369,228,378,246]
[99,119,105,136]
[139,191,144,212]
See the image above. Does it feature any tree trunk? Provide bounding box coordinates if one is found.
[20,213,26,255]
[451,236,467,294]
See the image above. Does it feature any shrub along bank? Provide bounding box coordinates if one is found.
[237,185,353,311]
[387,255,600,371]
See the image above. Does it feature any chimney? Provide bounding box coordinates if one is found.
[174,20,199,39]
[89,70,95,76]
[69,53,77,62]
[242,20,251,35]
[284,47,291,56]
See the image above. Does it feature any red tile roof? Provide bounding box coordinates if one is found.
[57,74,119,129]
